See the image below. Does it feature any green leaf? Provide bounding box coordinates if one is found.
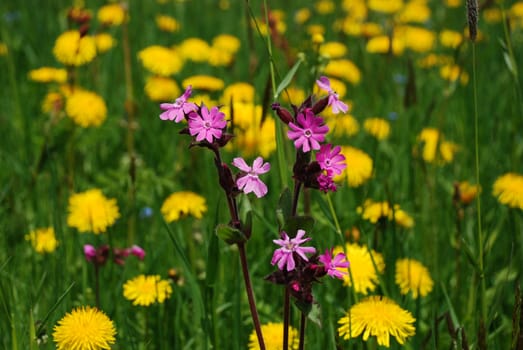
[275,55,304,98]
[307,303,322,328]
[215,224,247,245]
[283,215,315,236]
[294,299,312,316]
[278,188,292,221]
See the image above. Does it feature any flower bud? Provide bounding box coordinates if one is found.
[83,244,96,262]
[311,96,329,115]
[271,103,293,124]
[129,245,146,260]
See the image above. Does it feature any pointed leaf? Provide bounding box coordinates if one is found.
[275,55,304,98]
[215,224,247,245]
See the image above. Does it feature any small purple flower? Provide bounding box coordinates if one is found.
[287,109,329,152]
[271,229,316,271]
[318,249,349,279]
[316,144,346,176]
[316,76,348,114]
[159,85,197,122]
[317,173,337,193]
[84,244,97,262]
[232,156,271,198]
[129,245,146,260]
[188,105,227,143]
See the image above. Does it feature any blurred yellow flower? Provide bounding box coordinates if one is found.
[178,38,211,62]
[307,24,325,36]
[42,92,64,115]
[417,53,453,68]
[319,41,348,59]
[144,76,180,102]
[315,0,335,14]
[366,35,404,55]
[416,128,458,164]
[182,75,224,92]
[138,45,183,76]
[207,47,234,67]
[0,42,7,56]
[364,117,390,140]
[336,146,373,187]
[67,189,120,234]
[396,2,431,23]
[123,275,172,306]
[312,33,325,45]
[324,59,361,85]
[156,15,180,32]
[440,63,469,84]
[368,0,404,14]
[492,173,523,210]
[28,67,67,83]
[358,200,414,229]
[280,86,306,105]
[248,322,299,350]
[162,191,207,222]
[221,82,255,104]
[212,34,241,54]
[444,0,462,7]
[190,94,217,107]
[94,33,115,53]
[53,31,96,66]
[97,3,126,26]
[399,26,436,53]
[483,8,502,23]
[325,114,360,137]
[294,8,311,24]
[66,90,107,127]
[439,30,463,48]
[456,181,480,205]
[25,227,58,254]
[395,258,433,298]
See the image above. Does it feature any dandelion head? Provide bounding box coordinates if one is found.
[94,33,116,53]
[67,189,120,234]
[161,191,207,222]
[212,34,241,54]
[335,146,373,187]
[363,117,391,140]
[25,227,58,254]
[138,45,183,76]
[248,322,299,350]
[28,67,67,83]
[395,258,434,298]
[182,75,225,92]
[97,3,126,26]
[493,173,523,210]
[177,38,211,62]
[156,15,180,32]
[145,76,180,102]
[65,90,107,127]
[53,30,97,66]
[123,274,172,306]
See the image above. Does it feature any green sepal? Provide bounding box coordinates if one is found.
[215,224,247,245]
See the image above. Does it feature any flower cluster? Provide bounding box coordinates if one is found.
[83,244,145,266]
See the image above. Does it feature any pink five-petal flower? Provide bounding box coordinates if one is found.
[232,156,271,198]
[316,76,348,114]
[271,229,316,271]
[83,244,97,262]
[188,105,227,143]
[316,144,347,176]
[159,85,197,122]
[318,248,350,279]
[287,109,329,152]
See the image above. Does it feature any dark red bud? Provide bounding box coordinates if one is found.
[272,103,293,124]
[312,96,329,115]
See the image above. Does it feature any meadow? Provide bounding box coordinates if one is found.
[0,0,522,349]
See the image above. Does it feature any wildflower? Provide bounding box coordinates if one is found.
[156,15,180,32]
[358,200,414,229]
[368,0,404,14]
[395,258,434,298]
[177,38,211,62]
[316,76,349,114]
[188,105,227,143]
[28,67,67,83]
[416,128,459,164]
[212,34,241,54]
[53,30,96,66]
[83,244,97,261]
[287,109,329,152]
[440,64,469,85]
[97,3,126,26]
[123,275,172,306]
[25,227,58,254]
[439,30,463,48]
[145,76,180,102]
[294,8,311,25]
[221,82,255,104]
[248,322,299,350]
[334,243,385,294]
[161,191,207,222]
[0,42,7,56]
[316,144,346,176]
[159,85,196,122]
[66,90,107,127]
[319,41,347,59]
[396,2,431,23]
[129,245,145,260]
[492,173,523,209]
[271,229,316,271]
[363,117,390,140]
[335,146,373,187]
[456,181,479,205]
[207,48,233,66]
[138,45,183,76]
[182,75,225,91]
[399,26,436,53]
[366,35,405,55]
[319,249,349,279]
[53,306,116,350]
[323,59,361,85]
[67,189,120,234]
[94,33,115,53]
[325,114,359,137]
[232,156,271,198]
[338,296,416,347]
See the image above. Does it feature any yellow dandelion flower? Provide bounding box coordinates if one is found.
[439,30,463,48]
[319,41,348,59]
[42,92,64,115]
[440,64,468,85]
[182,75,224,92]
[368,0,404,14]
[417,53,453,68]
[334,243,385,294]
[483,8,502,23]
[307,24,325,36]
[53,30,96,66]
[221,82,255,104]
[457,181,480,205]
[178,38,211,62]
[323,59,361,85]
[0,42,7,56]
[207,47,234,67]
[315,0,335,15]
[395,258,433,298]
[444,0,461,7]
[144,76,180,102]
[396,2,431,23]
[294,8,311,24]
[361,22,383,37]
[161,191,207,222]
[156,15,180,32]
[416,128,458,164]
[138,45,183,76]
[65,90,107,127]
[25,227,58,254]
[94,33,115,53]
[190,94,217,107]
[325,114,359,137]
[312,33,325,45]
[28,67,67,83]
[336,146,373,187]
[212,34,241,54]
[123,275,173,306]
[399,26,436,53]
[53,306,116,350]
[358,200,414,229]
[67,189,120,234]
[97,3,126,26]
[280,86,306,105]
[363,117,390,140]
[366,35,405,55]
[248,322,299,350]
[493,173,523,210]
[338,296,416,347]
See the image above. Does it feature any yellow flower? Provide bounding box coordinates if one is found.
[366,35,405,55]
[182,75,224,92]
[307,24,325,36]
[399,26,436,53]
[221,82,255,104]
[294,8,311,24]
[417,53,453,68]
[97,3,126,26]
[67,189,120,234]
[178,38,211,62]
[53,306,116,350]
[66,90,107,127]
[334,243,385,294]
[319,41,348,59]
[338,296,416,347]
[190,94,217,107]
[156,15,180,32]
[28,67,67,83]
[456,181,480,205]
[483,8,502,23]
[444,0,461,7]
[123,275,173,306]
[207,47,234,67]
[280,87,306,105]
[358,199,414,229]
[416,128,459,164]
[395,258,433,298]
[53,31,96,66]
[368,0,404,14]
[396,2,431,23]
[363,117,390,140]
[323,59,361,85]
[336,146,373,187]
[212,34,241,54]
[94,33,115,53]
[144,76,180,102]
[492,173,523,210]
[248,322,299,350]
[0,42,8,56]
[315,0,335,14]
[439,30,463,48]
[312,33,325,45]
[440,64,469,85]
[161,191,207,222]
[325,114,359,137]
[138,45,183,76]
[25,227,58,254]
[42,92,64,115]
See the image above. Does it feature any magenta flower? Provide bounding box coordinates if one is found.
[318,249,349,279]
[83,244,96,262]
[316,144,346,176]
[159,85,197,122]
[316,76,348,114]
[271,229,316,271]
[317,173,337,193]
[129,245,145,260]
[188,105,227,143]
[232,156,271,198]
[287,109,329,152]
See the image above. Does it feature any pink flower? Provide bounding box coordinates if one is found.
[316,144,346,176]
[129,245,145,260]
[316,76,348,114]
[188,105,227,143]
[317,173,337,193]
[159,85,197,122]
[271,229,316,271]
[287,109,329,152]
[232,156,271,198]
[83,244,96,262]
[318,249,349,279]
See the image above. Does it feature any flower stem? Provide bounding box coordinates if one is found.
[283,286,290,350]
[326,192,342,235]
[94,264,100,309]
[298,312,306,350]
